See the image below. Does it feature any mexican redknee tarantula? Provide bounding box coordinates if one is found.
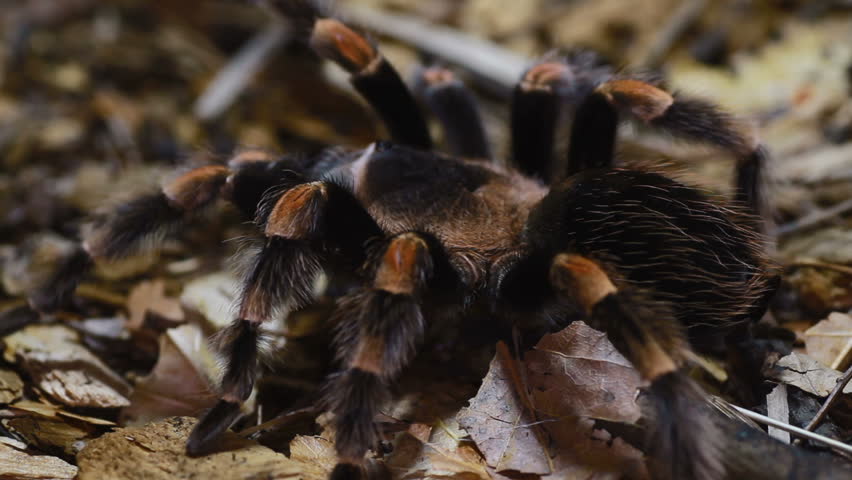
[31,2,776,480]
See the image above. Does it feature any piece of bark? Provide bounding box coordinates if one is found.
[3,324,132,408]
[766,384,791,443]
[10,400,116,426]
[0,369,23,404]
[76,417,299,480]
[0,442,78,479]
[6,415,94,456]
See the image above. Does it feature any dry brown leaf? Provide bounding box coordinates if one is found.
[766,352,852,397]
[457,345,552,475]
[122,324,219,426]
[525,322,642,423]
[0,369,23,404]
[280,434,337,480]
[0,442,77,479]
[543,415,647,480]
[804,312,852,370]
[3,325,132,408]
[126,279,185,331]
[459,323,648,479]
[387,420,491,480]
[76,417,298,480]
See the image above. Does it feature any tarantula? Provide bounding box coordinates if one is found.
[31,3,776,480]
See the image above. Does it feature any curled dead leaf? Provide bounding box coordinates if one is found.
[121,324,220,426]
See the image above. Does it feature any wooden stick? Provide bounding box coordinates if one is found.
[731,405,852,454]
[804,362,852,432]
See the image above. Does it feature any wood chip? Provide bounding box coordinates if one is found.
[11,400,116,426]
[6,414,94,456]
[0,442,77,479]
[766,384,790,443]
[3,325,132,408]
[76,417,298,480]
[0,369,23,404]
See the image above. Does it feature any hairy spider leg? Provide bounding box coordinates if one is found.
[510,61,574,182]
[27,151,300,313]
[310,18,432,150]
[565,79,770,222]
[325,232,435,479]
[187,178,380,456]
[413,65,491,160]
[550,254,723,480]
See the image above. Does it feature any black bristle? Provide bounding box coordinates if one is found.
[329,463,363,480]
[238,237,321,322]
[653,95,750,154]
[350,60,432,150]
[360,291,424,377]
[736,145,768,219]
[324,368,386,460]
[90,192,183,260]
[511,88,561,181]
[565,92,618,177]
[415,69,491,160]
[645,372,723,480]
[217,319,260,402]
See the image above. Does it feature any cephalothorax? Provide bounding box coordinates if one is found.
[31,3,775,480]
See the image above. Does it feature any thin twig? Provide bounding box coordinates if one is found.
[639,0,707,68]
[777,197,852,238]
[237,406,316,438]
[731,405,852,455]
[194,22,290,121]
[804,362,852,432]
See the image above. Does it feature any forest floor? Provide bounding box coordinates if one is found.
[1,1,852,479]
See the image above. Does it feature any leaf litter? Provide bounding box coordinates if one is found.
[2,0,852,478]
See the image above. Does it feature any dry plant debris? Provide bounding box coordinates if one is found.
[76,417,298,480]
[0,440,78,480]
[1,0,852,478]
[3,325,132,408]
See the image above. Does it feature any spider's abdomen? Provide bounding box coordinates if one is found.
[526,168,771,346]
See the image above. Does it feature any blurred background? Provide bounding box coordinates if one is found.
[0,1,851,478]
